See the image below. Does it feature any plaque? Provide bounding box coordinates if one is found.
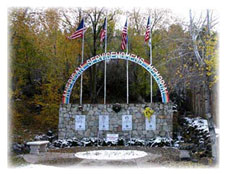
[122,115,132,131]
[99,115,109,131]
[75,115,85,130]
[145,114,156,130]
[106,134,119,142]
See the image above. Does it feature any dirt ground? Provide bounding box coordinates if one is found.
[15,146,214,168]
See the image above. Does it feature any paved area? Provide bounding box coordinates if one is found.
[23,152,76,164]
[21,147,209,168]
[23,151,162,167]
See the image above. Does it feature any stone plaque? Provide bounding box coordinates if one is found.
[122,115,132,131]
[99,115,109,131]
[145,114,156,130]
[75,115,85,130]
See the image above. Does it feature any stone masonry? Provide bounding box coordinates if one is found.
[58,103,174,140]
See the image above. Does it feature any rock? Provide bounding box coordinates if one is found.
[88,110,94,115]
[199,157,212,165]
[47,130,53,136]
[61,140,69,148]
[90,137,98,146]
[12,143,29,154]
[158,115,166,119]
[107,107,113,112]
[159,131,166,137]
[53,140,62,148]
[134,139,145,146]
[179,143,195,150]
[34,134,48,141]
[127,139,135,146]
[47,135,56,143]
[117,138,125,146]
[70,137,79,146]
[162,125,169,131]
[135,113,142,118]
[101,139,108,146]
[147,131,155,138]
[179,150,191,160]
[81,138,92,146]
[146,140,153,146]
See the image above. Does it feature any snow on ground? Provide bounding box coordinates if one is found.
[184,117,209,132]
[215,128,219,137]
[74,150,148,160]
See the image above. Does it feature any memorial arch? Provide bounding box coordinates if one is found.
[62,52,169,104]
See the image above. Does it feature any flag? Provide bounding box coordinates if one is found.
[67,19,87,40]
[145,16,151,42]
[121,20,128,50]
[100,18,107,42]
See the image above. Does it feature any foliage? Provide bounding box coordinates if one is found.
[9,8,218,132]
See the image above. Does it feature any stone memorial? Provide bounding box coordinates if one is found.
[58,103,173,139]
[59,52,173,140]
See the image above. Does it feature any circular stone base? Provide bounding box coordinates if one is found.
[74,150,148,160]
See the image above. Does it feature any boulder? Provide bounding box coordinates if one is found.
[179,150,191,161]
[47,130,53,136]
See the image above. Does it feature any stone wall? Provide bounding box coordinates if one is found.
[58,103,174,140]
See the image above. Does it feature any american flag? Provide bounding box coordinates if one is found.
[145,16,151,42]
[100,18,107,42]
[121,20,128,50]
[67,19,87,40]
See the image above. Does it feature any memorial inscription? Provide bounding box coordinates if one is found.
[75,115,85,130]
[122,115,132,131]
[99,115,109,131]
[145,115,156,130]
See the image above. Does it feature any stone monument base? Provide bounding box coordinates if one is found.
[58,103,174,139]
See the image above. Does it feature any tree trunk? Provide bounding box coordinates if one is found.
[189,9,217,163]
[91,64,97,103]
[204,74,218,163]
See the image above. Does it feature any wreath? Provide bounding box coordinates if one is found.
[112,103,121,113]
[143,107,154,120]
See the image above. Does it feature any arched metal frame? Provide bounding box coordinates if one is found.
[62,52,169,104]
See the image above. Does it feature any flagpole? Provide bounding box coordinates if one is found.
[126,19,129,105]
[104,16,107,105]
[80,29,85,105]
[149,17,153,103]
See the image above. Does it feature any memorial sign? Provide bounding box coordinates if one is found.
[75,115,85,130]
[99,115,109,131]
[145,115,156,130]
[122,115,132,131]
[62,52,169,104]
[106,134,119,142]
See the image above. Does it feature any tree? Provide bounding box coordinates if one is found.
[84,8,120,103]
[189,9,218,162]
